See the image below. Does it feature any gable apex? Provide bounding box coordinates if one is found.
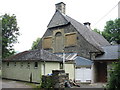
[47,10,69,28]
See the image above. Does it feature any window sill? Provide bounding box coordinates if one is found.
[34,67,38,69]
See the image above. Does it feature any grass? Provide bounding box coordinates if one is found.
[25,82,40,88]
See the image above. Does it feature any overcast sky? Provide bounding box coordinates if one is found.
[0,0,119,52]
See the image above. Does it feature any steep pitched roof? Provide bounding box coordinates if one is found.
[47,10,69,28]
[48,10,110,52]
[95,45,120,60]
[3,49,63,62]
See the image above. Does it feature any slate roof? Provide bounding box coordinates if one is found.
[47,10,110,52]
[75,56,93,67]
[95,45,120,60]
[55,53,93,66]
[3,49,63,62]
[47,10,69,28]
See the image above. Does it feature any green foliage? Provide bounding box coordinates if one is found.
[107,61,120,90]
[102,18,120,44]
[40,76,53,88]
[2,14,20,59]
[31,38,41,50]
[0,16,2,60]
[93,28,101,34]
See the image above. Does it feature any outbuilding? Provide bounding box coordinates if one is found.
[75,56,92,83]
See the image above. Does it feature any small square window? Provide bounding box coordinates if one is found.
[21,62,23,67]
[27,62,30,69]
[14,62,16,66]
[86,67,91,69]
[34,62,38,68]
[7,62,9,67]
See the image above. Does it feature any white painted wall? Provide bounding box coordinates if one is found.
[65,63,75,80]
[2,61,60,83]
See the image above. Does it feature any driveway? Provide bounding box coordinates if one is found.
[1,79,106,89]
[1,79,34,88]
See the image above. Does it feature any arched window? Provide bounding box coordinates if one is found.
[55,32,62,37]
[54,32,63,53]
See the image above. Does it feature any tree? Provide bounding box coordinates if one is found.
[102,18,120,44]
[107,60,120,90]
[2,14,20,59]
[93,28,101,34]
[31,38,41,50]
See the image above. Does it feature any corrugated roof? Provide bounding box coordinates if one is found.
[55,53,93,66]
[54,53,77,60]
[75,56,93,66]
[95,45,120,60]
[3,49,63,62]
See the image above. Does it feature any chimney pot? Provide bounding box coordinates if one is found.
[55,2,66,14]
[83,22,91,26]
[83,22,91,30]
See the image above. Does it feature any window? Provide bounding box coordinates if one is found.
[65,33,77,46]
[21,62,23,67]
[14,62,16,66]
[54,32,63,52]
[34,62,38,68]
[43,37,52,49]
[27,62,30,69]
[60,63,63,69]
[55,32,62,37]
[86,67,91,69]
[7,62,9,67]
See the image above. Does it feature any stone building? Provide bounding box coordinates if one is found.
[38,2,110,60]
[37,2,120,83]
[2,2,120,84]
[37,2,114,83]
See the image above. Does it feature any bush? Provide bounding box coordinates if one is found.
[106,61,120,90]
[40,76,53,88]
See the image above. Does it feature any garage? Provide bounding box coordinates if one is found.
[75,56,92,83]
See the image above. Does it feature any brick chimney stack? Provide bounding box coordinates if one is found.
[55,2,66,14]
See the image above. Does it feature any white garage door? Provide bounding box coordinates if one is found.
[75,67,92,82]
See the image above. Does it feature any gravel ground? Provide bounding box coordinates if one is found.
[2,79,34,88]
[1,79,106,89]
[72,83,106,88]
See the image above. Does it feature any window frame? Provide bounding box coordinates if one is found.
[7,62,9,67]
[42,36,52,49]
[27,62,30,69]
[21,62,23,68]
[14,62,16,66]
[34,62,38,69]
[65,33,77,47]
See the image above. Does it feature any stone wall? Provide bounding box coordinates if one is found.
[38,24,99,59]
[41,70,70,88]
